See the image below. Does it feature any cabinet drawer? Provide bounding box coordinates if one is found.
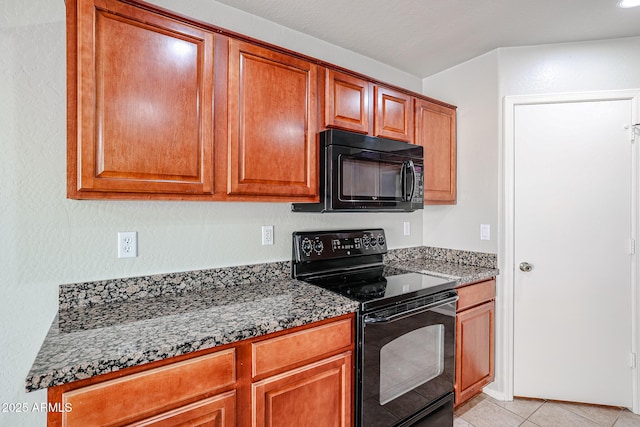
[457,279,496,312]
[62,349,235,426]
[252,318,353,378]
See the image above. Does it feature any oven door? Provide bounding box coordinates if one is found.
[328,145,424,210]
[360,292,457,427]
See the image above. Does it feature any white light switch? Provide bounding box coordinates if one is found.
[480,224,490,241]
[262,225,274,246]
[403,221,411,236]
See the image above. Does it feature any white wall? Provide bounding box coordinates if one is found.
[422,35,640,402]
[499,37,640,96]
[421,52,500,254]
[0,1,422,425]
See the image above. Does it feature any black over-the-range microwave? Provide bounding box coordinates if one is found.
[292,129,424,213]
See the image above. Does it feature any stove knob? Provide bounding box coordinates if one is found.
[362,235,371,248]
[301,238,313,256]
[313,239,324,255]
[370,235,378,247]
[377,235,386,247]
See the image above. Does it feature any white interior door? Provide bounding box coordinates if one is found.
[513,98,633,407]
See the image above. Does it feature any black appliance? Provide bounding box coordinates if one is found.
[292,229,457,426]
[291,129,424,213]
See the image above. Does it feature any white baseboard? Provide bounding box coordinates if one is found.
[482,387,508,402]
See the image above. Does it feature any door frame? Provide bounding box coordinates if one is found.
[501,90,640,413]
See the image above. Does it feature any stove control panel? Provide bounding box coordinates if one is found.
[293,229,387,262]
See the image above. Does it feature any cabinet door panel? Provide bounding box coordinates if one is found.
[455,301,494,406]
[128,391,235,427]
[415,99,456,204]
[374,86,413,142]
[324,69,370,133]
[252,353,352,427]
[228,40,317,198]
[72,0,215,195]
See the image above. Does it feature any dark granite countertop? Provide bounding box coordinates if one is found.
[385,246,499,286]
[26,266,359,392]
[389,258,498,286]
[26,246,498,392]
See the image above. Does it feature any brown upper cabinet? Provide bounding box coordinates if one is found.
[67,0,455,203]
[322,69,414,143]
[323,68,457,204]
[227,40,318,200]
[68,0,216,198]
[373,85,414,143]
[414,99,457,204]
[322,69,372,134]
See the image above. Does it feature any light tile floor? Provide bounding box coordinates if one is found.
[454,393,640,426]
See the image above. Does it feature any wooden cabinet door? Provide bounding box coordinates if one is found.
[373,85,413,142]
[415,99,457,204]
[128,391,235,427]
[323,69,371,134]
[455,300,495,406]
[227,40,318,199]
[69,0,215,197]
[252,352,352,427]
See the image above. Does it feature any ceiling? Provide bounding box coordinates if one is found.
[213,0,640,78]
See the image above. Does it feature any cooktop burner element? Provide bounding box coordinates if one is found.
[351,280,386,299]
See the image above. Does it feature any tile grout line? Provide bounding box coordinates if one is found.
[609,408,625,426]
[550,401,626,426]
[521,399,547,425]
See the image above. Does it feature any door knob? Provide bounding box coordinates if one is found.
[519,262,533,272]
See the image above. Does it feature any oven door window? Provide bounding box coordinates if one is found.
[340,157,403,202]
[379,324,444,405]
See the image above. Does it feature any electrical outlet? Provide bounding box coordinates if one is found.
[262,225,274,246]
[403,221,411,236]
[118,231,138,258]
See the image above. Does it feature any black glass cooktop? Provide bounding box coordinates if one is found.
[306,266,456,311]
[292,229,457,311]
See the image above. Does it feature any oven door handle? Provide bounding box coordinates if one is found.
[364,295,458,324]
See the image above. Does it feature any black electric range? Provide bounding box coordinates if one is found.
[292,229,458,427]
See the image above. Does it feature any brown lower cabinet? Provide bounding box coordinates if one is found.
[455,279,496,407]
[47,314,354,427]
[252,353,352,426]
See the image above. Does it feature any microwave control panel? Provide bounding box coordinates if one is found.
[412,165,425,204]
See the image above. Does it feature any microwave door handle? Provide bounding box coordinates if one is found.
[404,160,416,202]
